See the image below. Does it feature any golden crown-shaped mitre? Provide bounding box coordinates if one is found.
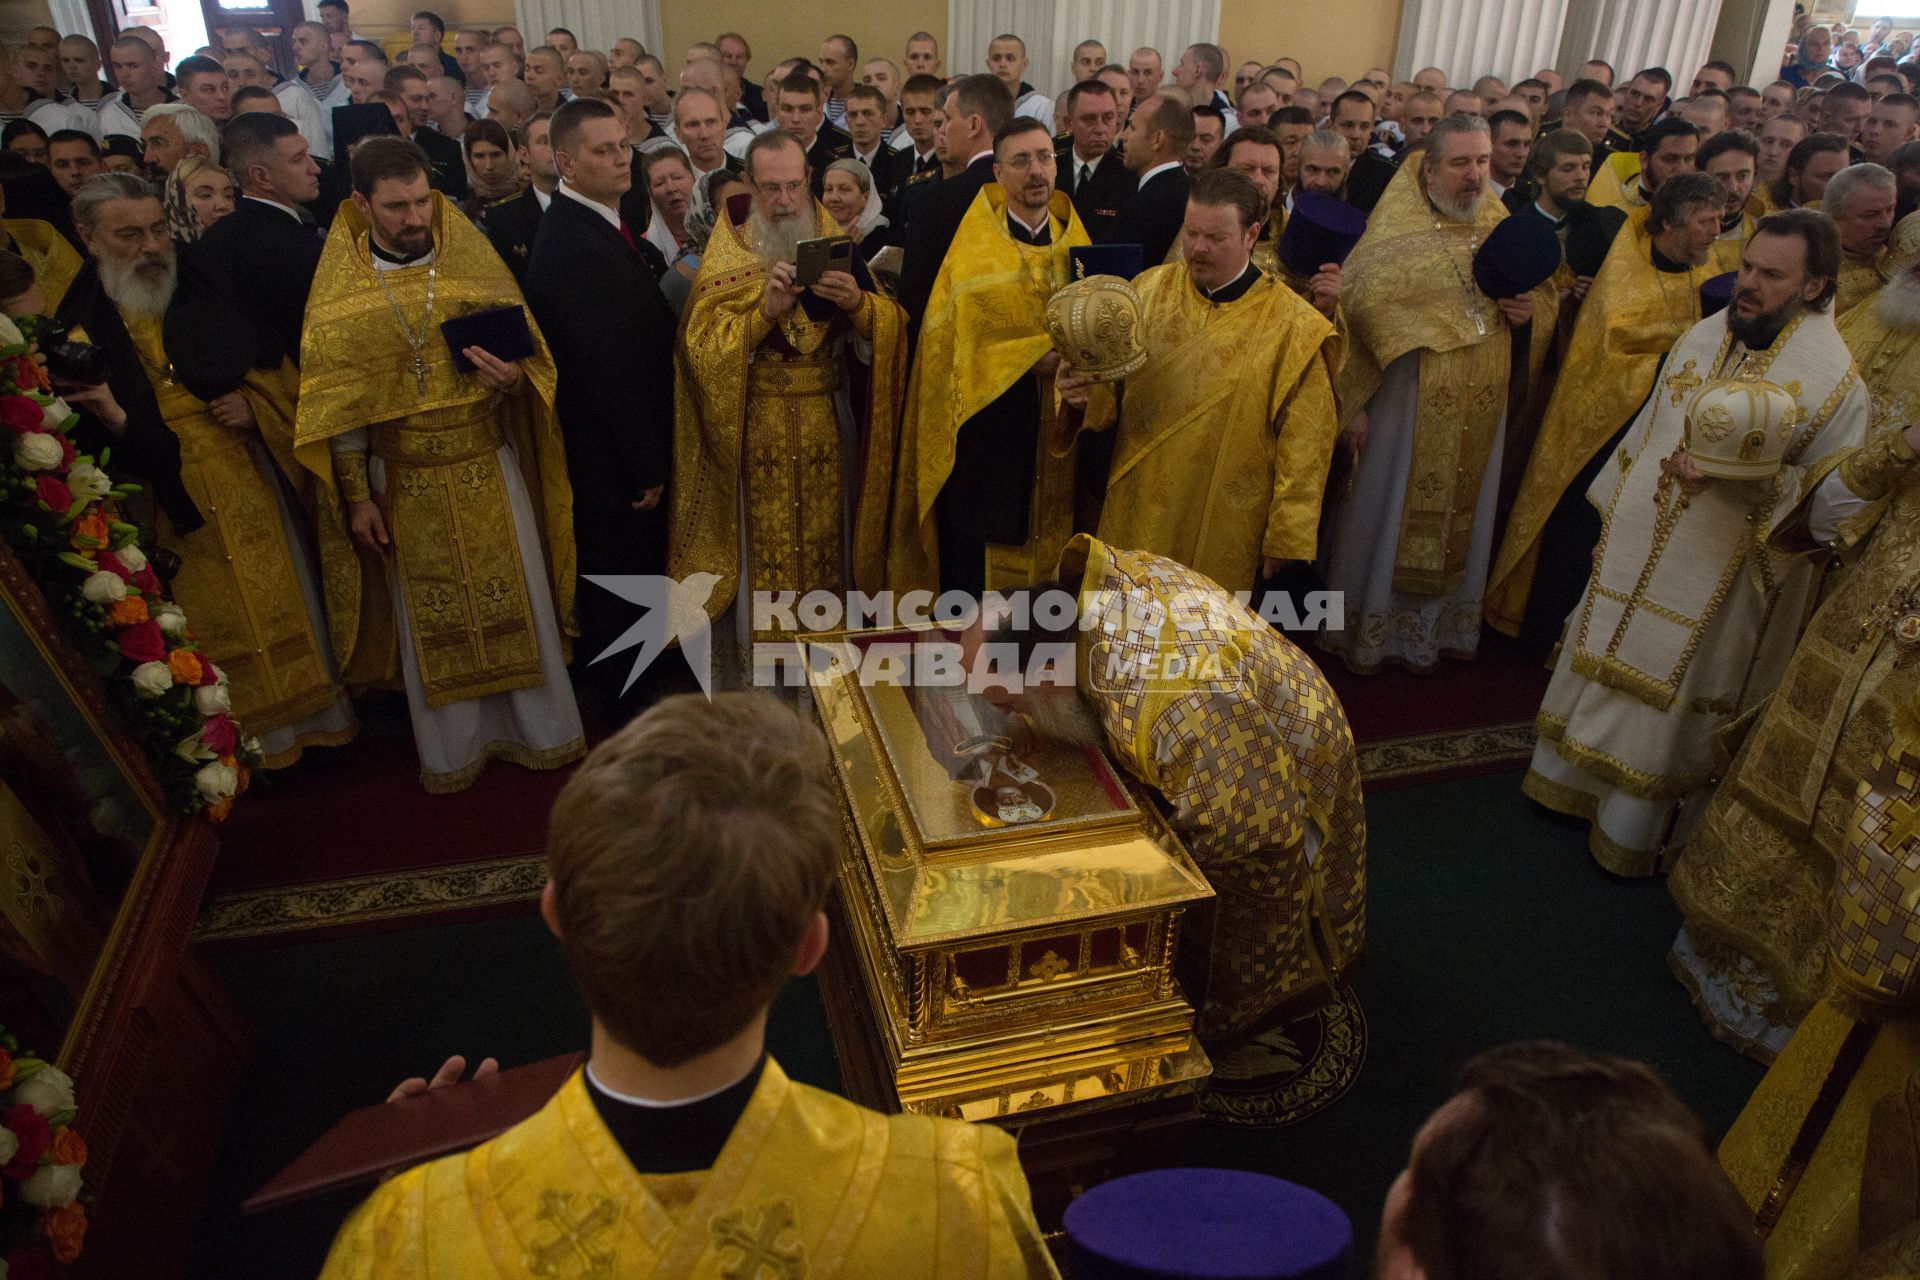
[1045,275,1148,382]
[1684,378,1800,481]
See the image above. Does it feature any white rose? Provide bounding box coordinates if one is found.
[175,733,214,763]
[155,603,187,637]
[130,661,173,697]
[40,401,67,431]
[193,683,231,715]
[209,662,228,687]
[12,1065,73,1118]
[80,570,125,604]
[12,431,61,472]
[195,760,238,802]
[115,543,148,572]
[19,1163,82,1208]
[65,463,110,502]
[0,1125,20,1167]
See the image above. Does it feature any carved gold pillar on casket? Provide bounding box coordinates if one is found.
[800,627,1214,1122]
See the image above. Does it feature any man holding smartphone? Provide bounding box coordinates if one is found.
[669,130,909,673]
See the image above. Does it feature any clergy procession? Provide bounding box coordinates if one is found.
[1,4,1919,1277]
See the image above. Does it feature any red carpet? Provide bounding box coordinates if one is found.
[1314,630,1551,745]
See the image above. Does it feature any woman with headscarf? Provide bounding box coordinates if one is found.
[1783,24,1835,87]
[460,119,521,225]
[820,157,892,263]
[164,156,236,242]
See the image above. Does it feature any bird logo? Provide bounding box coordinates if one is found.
[583,573,720,697]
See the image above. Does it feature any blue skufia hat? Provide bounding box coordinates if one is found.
[1277,192,1368,278]
[1472,211,1565,299]
[1063,1168,1354,1280]
[1700,271,1738,317]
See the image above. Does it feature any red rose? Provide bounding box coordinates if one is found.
[196,659,220,687]
[4,1245,52,1280]
[3,1105,50,1179]
[96,551,132,582]
[0,396,42,433]
[57,434,73,470]
[130,567,161,595]
[32,476,70,515]
[200,713,238,756]
[115,620,166,664]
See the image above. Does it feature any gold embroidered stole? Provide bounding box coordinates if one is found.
[2,219,80,312]
[1487,218,1717,633]
[668,201,908,621]
[1841,299,1920,431]
[121,311,338,749]
[293,194,575,702]
[1834,251,1891,319]
[887,187,1088,594]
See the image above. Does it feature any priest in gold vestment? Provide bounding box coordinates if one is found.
[1825,161,1897,319]
[1319,116,1557,673]
[970,535,1367,1039]
[1488,173,1726,650]
[669,131,906,658]
[295,139,583,794]
[59,173,354,767]
[888,119,1090,597]
[1526,211,1872,875]
[322,694,1055,1280]
[1055,168,1341,595]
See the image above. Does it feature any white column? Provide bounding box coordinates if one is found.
[1555,0,1725,86]
[1394,0,1570,85]
[45,0,96,44]
[516,0,663,62]
[949,0,1040,76]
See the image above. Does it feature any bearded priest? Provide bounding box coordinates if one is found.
[668,130,907,663]
[1525,211,1872,875]
[1053,168,1342,595]
[1318,115,1558,673]
[55,173,356,768]
[295,138,584,794]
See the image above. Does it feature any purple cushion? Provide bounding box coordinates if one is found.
[1063,1168,1353,1280]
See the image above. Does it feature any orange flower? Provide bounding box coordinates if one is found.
[0,1049,16,1091]
[106,596,148,626]
[206,795,234,823]
[50,1126,85,1167]
[167,649,204,686]
[68,512,109,552]
[44,1201,85,1264]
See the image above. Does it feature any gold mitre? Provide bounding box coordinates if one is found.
[1684,378,1799,481]
[1045,275,1148,382]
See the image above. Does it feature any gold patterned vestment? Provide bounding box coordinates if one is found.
[1586,153,1649,214]
[293,194,576,711]
[1335,166,1557,597]
[668,201,907,639]
[887,187,1089,595]
[1835,252,1891,320]
[1070,261,1340,593]
[319,1059,1057,1279]
[1487,215,1719,634]
[1062,535,1366,1037]
[1838,288,1920,431]
[3,219,79,312]
[1526,309,1872,874]
[117,313,348,766]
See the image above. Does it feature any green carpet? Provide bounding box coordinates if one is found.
[195,769,1763,1274]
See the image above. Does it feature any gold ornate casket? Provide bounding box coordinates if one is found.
[799,625,1213,1122]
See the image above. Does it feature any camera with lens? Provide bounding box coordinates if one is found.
[14,314,113,387]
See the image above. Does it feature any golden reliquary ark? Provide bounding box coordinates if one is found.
[799,625,1213,1122]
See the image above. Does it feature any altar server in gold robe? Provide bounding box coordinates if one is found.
[1826,162,1898,317]
[969,536,1367,1040]
[1488,173,1727,650]
[889,117,1089,597]
[1054,169,1341,595]
[0,182,79,313]
[1318,116,1557,674]
[669,130,907,656]
[1526,211,1872,875]
[295,138,584,794]
[1700,130,1761,274]
[59,174,355,767]
[321,693,1057,1280]
[1669,259,1920,1058]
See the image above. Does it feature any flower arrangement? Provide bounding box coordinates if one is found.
[0,1030,88,1274]
[0,312,258,819]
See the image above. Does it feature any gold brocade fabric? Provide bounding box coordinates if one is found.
[1487,218,1718,634]
[1337,167,1557,596]
[1836,254,1892,320]
[292,194,575,704]
[667,201,908,629]
[1710,212,1758,276]
[1840,302,1920,433]
[318,1059,1058,1279]
[121,311,343,762]
[886,186,1089,595]
[1586,153,1649,213]
[3,219,79,312]
[1061,535,1367,1037]
[1086,262,1339,592]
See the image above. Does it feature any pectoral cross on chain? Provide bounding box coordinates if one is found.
[411,354,428,395]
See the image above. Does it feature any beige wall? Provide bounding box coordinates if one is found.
[658,0,949,85]
[1218,0,1404,88]
[0,0,54,43]
[347,0,514,39]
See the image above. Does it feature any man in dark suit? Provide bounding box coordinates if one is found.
[1106,91,1193,264]
[194,113,325,369]
[525,98,679,714]
[843,84,907,195]
[1329,90,1399,214]
[486,110,559,286]
[896,74,1012,338]
[771,68,853,199]
[1056,77,1134,240]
